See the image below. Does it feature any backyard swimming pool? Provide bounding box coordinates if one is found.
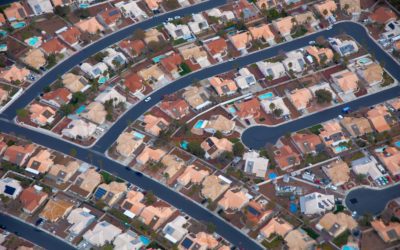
[98,76,108,84]
[194,120,206,129]
[152,54,167,63]
[357,57,372,65]
[139,235,150,245]
[0,44,7,51]
[0,30,7,37]
[75,105,86,115]
[11,21,26,29]
[79,3,89,8]
[25,36,41,47]
[228,105,237,114]
[334,145,348,153]
[258,92,274,100]
[133,131,145,139]
[180,140,188,150]
[395,141,400,148]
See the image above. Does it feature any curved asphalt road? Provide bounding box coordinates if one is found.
[0,119,263,250]
[344,183,400,216]
[93,21,400,152]
[1,0,227,119]
[0,213,75,250]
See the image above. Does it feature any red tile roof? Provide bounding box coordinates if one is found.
[234,98,261,119]
[160,99,189,119]
[206,38,228,55]
[3,144,36,166]
[19,186,48,213]
[99,7,122,25]
[160,53,183,73]
[41,38,66,54]
[370,7,397,24]
[124,72,144,93]
[42,88,71,105]
[59,27,81,45]
[119,39,145,56]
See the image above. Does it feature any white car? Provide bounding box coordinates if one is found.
[145,97,152,102]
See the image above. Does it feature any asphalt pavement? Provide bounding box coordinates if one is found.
[1,0,227,118]
[0,213,75,250]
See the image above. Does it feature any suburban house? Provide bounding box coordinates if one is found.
[115,131,144,158]
[182,86,212,110]
[164,22,192,40]
[0,65,30,83]
[0,178,22,199]
[204,37,228,62]
[306,46,334,64]
[260,217,293,239]
[376,146,400,176]
[97,7,122,29]
[19,186,48,214]
[25,149,54,175]
[371,220,400,243]
[29,103,56,126]
[272,17,293,37]
[291,132,323,155]
[62,119,97,140]
[179,44,210,68]
[331,70,359,94]
[119,39,145,58]
[67,207,96,236]
[160,98,190,120]
[234,68,257,90]
[39,198,73,222]
[201,137,233,159]
[93,181,127,207]
[369,7,397,25]
[261,96,291,118]
[323,160,350,186]
[70,168,102,198]
[59,27,82,47]
[201,175,230,202]
[121,190,145,218]
[83,221,122,247]
[285,229,316,250]
[27,0,53,15]
[209,76,238,96]
[218,189,250,211]
[234,98,261,119]
[229,32,252,53]
[316,212,357,237]
[319,120,349,153]
[356,62,384,87]
[136,147,166,165]
[177,165,210,186]
[367,104,392,133]
[329,37,359,57]
[188,13,209,34]
[3,144,37,166]
[75,17,105,34]
[313,0,337,19]
[47,161,80,184]
[102,48,127,69]
[138,205,175,230]
[143,114,170,136]
[123,72,145,94]
[257,61,286,80]
[160,52,183,79]
[80,102,107,125]
[162,216,188,244]
[4,2,27,21]
[249,24,275,45]
[22,49,46,70]
[340,116,373,137]
[299,192,335,215]
[243,151,269,178]
[161,154,185,180]
[115,1,147,20]
[288,88,313,112]
[273,142,301,170]
[351,155,385,182]
[95,87,126,106]
[62,73,89,93]
[283,51,306,73]
[42,88,72,108]
[41,38,67,55]
[80,62,108,79]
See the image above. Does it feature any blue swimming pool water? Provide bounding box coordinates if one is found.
[0,30,7,37]
[181,140,188,150]
[228,106,236,114]
[268,172,277,179]
[75,105,86,114]
[357,57,371,65]
[26,36,39,47]
[395,141,400,148]
[258,92,274,100]
[342,245,358,250]
[139,235,150,245]
[98,76,108,84]
[11,21,26,29]
[152,54,167,63]
[194,120,205,129]
[79,3,89,8]
[133,131,145,139]
[289,203,297,213]
[0,44,7,51]
[334,145,348,153]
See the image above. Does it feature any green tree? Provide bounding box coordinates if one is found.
[214,131,223,139]
[16,109,29,119]
[187,141,205,157]
[133,28,146,40]
[233,142,245,157]
[54,5,70,17]
[273,108,283,117]
[315,89,333,103]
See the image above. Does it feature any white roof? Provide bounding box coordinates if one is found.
[261,96,290,116]
[188,13,209,34]
[80,62,108,79]
[351,156,383,180]
[95,87,126,105]
[308,82,337,99]
[83,221,122,247]
[234,68,256,89]
[257,61,286,80]
[113,230,144,250]
[300,192,334,215]
[243,151,269,178]
[67,207,96,235]
[164,23,191,40]
[103,48,127,69]
[283,51,306,73]
[62,119,97,139]
[115,1,146,18]
[162,216,188,244]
